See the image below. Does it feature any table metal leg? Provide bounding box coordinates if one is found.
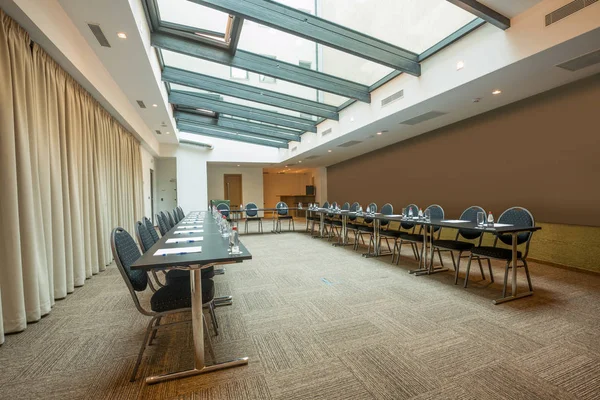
[333,214,351,247]
[145,268,248,384]
[492,232,533,305]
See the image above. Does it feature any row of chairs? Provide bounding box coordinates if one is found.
[110,207,221,382]
[156,207,185,236]
[216,202,295,233]
[309,202,535,296]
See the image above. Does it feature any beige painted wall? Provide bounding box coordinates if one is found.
[263,172,313,209]
[207,164,264,214]
[328,74,600,272]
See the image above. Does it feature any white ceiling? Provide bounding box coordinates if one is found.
[479,0,545,18]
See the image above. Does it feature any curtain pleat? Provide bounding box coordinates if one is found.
[0,9,143,344]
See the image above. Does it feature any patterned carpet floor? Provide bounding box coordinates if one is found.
[1,229,599,399]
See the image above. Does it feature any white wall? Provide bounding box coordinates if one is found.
[140,146,156,219]
[155,158,177,215]
[207,165,264,213]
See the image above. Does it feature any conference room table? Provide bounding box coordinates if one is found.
[132,211,252,384]
[308,208,540,305]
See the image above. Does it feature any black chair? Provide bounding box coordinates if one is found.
[111,227,216,381]
[377,203,395,255]
[275,201,294,232]
[354,202,377,253]
[394,204,445,265]
[392,204,420,263]
[432,206,490,285]
[160,211,172,230]
[330,202,350,243]
[217,203,230,220]
[244,202,263,233]
[135,221,164,289]
[309,201,329,236]
[144,216,160,242]
[156,213,169,236]
[465,207,535,296]
[172,208,181,224]
[167,211,177,228]
[176,206,185,220]
[323,201,337,241]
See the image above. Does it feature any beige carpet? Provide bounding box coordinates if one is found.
[1,229,599,400]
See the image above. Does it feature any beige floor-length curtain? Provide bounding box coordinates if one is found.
[0,9,143,345]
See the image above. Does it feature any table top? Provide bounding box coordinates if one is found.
[132,212,252,270]
[308,208,540,234]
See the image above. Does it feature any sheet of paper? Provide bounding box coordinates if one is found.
[153,246,202,256]
[387,214,404,217]
[174,229,204,234]
[441,220,472,223]
[178,225,203,229]
[166,237,203,244]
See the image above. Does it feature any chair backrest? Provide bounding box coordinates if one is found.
[167,211,176,227]
[331,202,338,208]
[135,221,156,253]
[276,201,288,215]
[177,206,185,220]
[364,202,377,224]
[424,204,444,234]
[497,207,535,249]
[172,208,180,224]
[156,213,168,236]
[217,203,230,217]
[458,206,486,240]
[349,202,359,221]
[143,217,160,242]
[322,201,330,209]
[111,228,147,292]
[341,202,350,211]
[380,203,393,227]
[401,204,419,230]
[245,202,259,217]
[160,211,171,229]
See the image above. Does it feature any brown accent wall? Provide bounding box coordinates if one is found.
[327,74,600,271]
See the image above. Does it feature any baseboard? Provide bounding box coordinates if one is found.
[530,258,600,276]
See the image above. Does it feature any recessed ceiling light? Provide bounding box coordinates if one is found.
[298,161,302,163]
[284,165,288,167]
[492,90,502,95]
[328,150,332,153]
[376,131,382,135]
[237,164,240,167]
[117,32,127,39]
[152,104,158,107]
[165,131,170,134]
[456,60,465,70]
[350,117,354,122]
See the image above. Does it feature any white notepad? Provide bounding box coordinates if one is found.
[178,225,203,229]
[166,237,203,244]
[441,220,472,223]
[153,246,202,256]
[174,229,204,234]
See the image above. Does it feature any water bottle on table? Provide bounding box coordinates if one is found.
[231,227,240,254]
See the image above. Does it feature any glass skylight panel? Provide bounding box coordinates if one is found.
[156,0,230,37]
[273,0,477,54]
[161,49,350,107]
[237,20,393,86]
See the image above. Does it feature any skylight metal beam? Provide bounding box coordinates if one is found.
[446,0,510,30]
[163,66,339,120]
[152,32,371,102]
[178,121,289,148]
[175,110,302,141]
[189,0,421,75]
[170,90,317,132]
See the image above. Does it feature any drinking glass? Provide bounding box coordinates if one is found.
[424,209,431,222]
[477,212,485,226]
[298,202,302,209]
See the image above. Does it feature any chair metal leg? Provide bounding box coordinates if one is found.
[203,314,216,364]
[436,248,444,267]
[477,258,485,279]
[502,261,511,298]
[148,316,162,346]
[464,253,474,288]
[488,259,495,283]
[449,251,457,270]
[209,301,219,336]
[131,316,156,382]
[522,259,533,291]
[454,251,463,285]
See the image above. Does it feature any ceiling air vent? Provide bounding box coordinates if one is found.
[556,48,600,71]
[338,140,362,148]
[381,90,404,107]
[137,100,146,109]
[87,23,111,48]
[321,128,332,136]
[545,0,598,26]
[399,111,446,125]
[155,130,162,135]
[305,155,320,160]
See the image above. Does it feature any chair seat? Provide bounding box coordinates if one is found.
[433,240,474,251]
[398,233,423,242]
[380,229,402,238]
[357,225,374,233]
[277,215,293,219]
[471,246,522,260]
[332,220,343,226]
[165,267,214,285]
[150,279,214,312]
[246,216,262,221]
[306,216,319,221]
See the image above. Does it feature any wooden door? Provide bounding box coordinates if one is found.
[224,174,243,208]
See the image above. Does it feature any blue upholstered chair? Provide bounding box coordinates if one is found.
[354,202,377,253]
[244,202,263,233]
[465,207,535,295]
[156,213,169,236]
[275,201,294,232]
[111,227,215,382]
[144,216,160,242]
[391,204,420,263]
